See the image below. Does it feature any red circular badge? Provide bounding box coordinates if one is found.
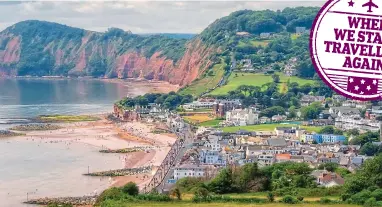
[310,0,382,100]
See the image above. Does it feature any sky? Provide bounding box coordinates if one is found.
[0,1,325,34]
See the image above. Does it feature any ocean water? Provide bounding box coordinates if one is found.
[0,78,132,121]
[0,78,134,206]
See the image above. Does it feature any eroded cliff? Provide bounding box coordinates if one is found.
[0,20,215,86]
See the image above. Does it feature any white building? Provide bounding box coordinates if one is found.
[335,115,380,132]
[204,134,222,151]
[182,101,214,110]
[226,108,259,126]
[174,164,206,180]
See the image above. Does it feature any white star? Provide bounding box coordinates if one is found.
[361,79,365,84]
[373,80,377,85]
[349,78,354,83]
[355,85,359,91]
[360,91,364,95]
[367,85,371,91]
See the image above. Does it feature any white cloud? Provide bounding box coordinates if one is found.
[0,1,325,33]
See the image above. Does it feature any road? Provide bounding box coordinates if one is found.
[142,122,194,193]
[155,123,194,193]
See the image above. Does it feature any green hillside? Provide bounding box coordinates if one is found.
[210,72,315,95]
[179,59,227,96]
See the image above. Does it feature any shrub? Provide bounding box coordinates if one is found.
[170,187,182,200]
[341,193,352,201]
[135,193,171,202]
[281,195,298,204]
[176,177,206,192]
[122,182,139,196]
[372,189,382,201]
[95,187,125,205]
[319,197,333,204]
[350,190,372,205]
[267,192,275,202]
[194,187,210,198]
[297,196,304,201]
[364,198,377,207]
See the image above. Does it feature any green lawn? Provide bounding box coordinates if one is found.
[198,119,223,127]
[180,61,226,96]
[222,123,322,133]
[210,72,315,95]
[251,40,270,47]
[105,202,357,207]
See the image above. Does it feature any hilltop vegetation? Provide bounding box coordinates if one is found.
[1,21,187,77]
[0,7,319,89]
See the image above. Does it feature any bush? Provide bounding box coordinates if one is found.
[135,193,171,202]
[176,177,206,192]
[372,189,382,201]
[170,187,182,200]
[297,196,304,201]
[319,197,333,204]
[350,190,372,205]
[194,187,210,198]
[122,182,139,196]
[267,192,275,202]
[95,187,125,205]
[341,193,352,201]
[364,198,378,207]
[281,195,299,204]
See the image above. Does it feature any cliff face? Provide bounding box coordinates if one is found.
[0,21,215,86]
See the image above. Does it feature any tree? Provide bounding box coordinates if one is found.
[360,143,381,156]
[208,168,235,194]
[122,182,139,196]
[272,74,280,83]
[300,102,322,120]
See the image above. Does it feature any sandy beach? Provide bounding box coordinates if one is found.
[11,117,177,191]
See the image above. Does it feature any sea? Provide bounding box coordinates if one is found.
[0,78,137,206]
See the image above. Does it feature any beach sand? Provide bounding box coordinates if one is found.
[12,117,177,191]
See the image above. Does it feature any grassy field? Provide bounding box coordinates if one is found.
[36,115,100,123]
[180,61,226,96]
[251,40,270,47]
[222,124,322,133]
[198,119,223,127]
[183,114,214,124]
[110,202,357,207]
[210,72,315,95]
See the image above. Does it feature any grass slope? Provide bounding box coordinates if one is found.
[103,202,357,207]
[180,61,226,96]
[210,72,315,95]
[222,123,322,133]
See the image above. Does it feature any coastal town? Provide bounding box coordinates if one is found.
[112,93,382,193]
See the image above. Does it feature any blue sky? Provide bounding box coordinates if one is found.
[0,1,325,33]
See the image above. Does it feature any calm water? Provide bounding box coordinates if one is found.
[0,78,132,121]
[0,78,136,206]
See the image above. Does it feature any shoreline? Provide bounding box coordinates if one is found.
[4,116,177,204]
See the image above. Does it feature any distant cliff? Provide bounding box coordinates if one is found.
[0,20,214,86]
[0,7,320,88]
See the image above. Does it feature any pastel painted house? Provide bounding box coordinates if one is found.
[301,134,346,144]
